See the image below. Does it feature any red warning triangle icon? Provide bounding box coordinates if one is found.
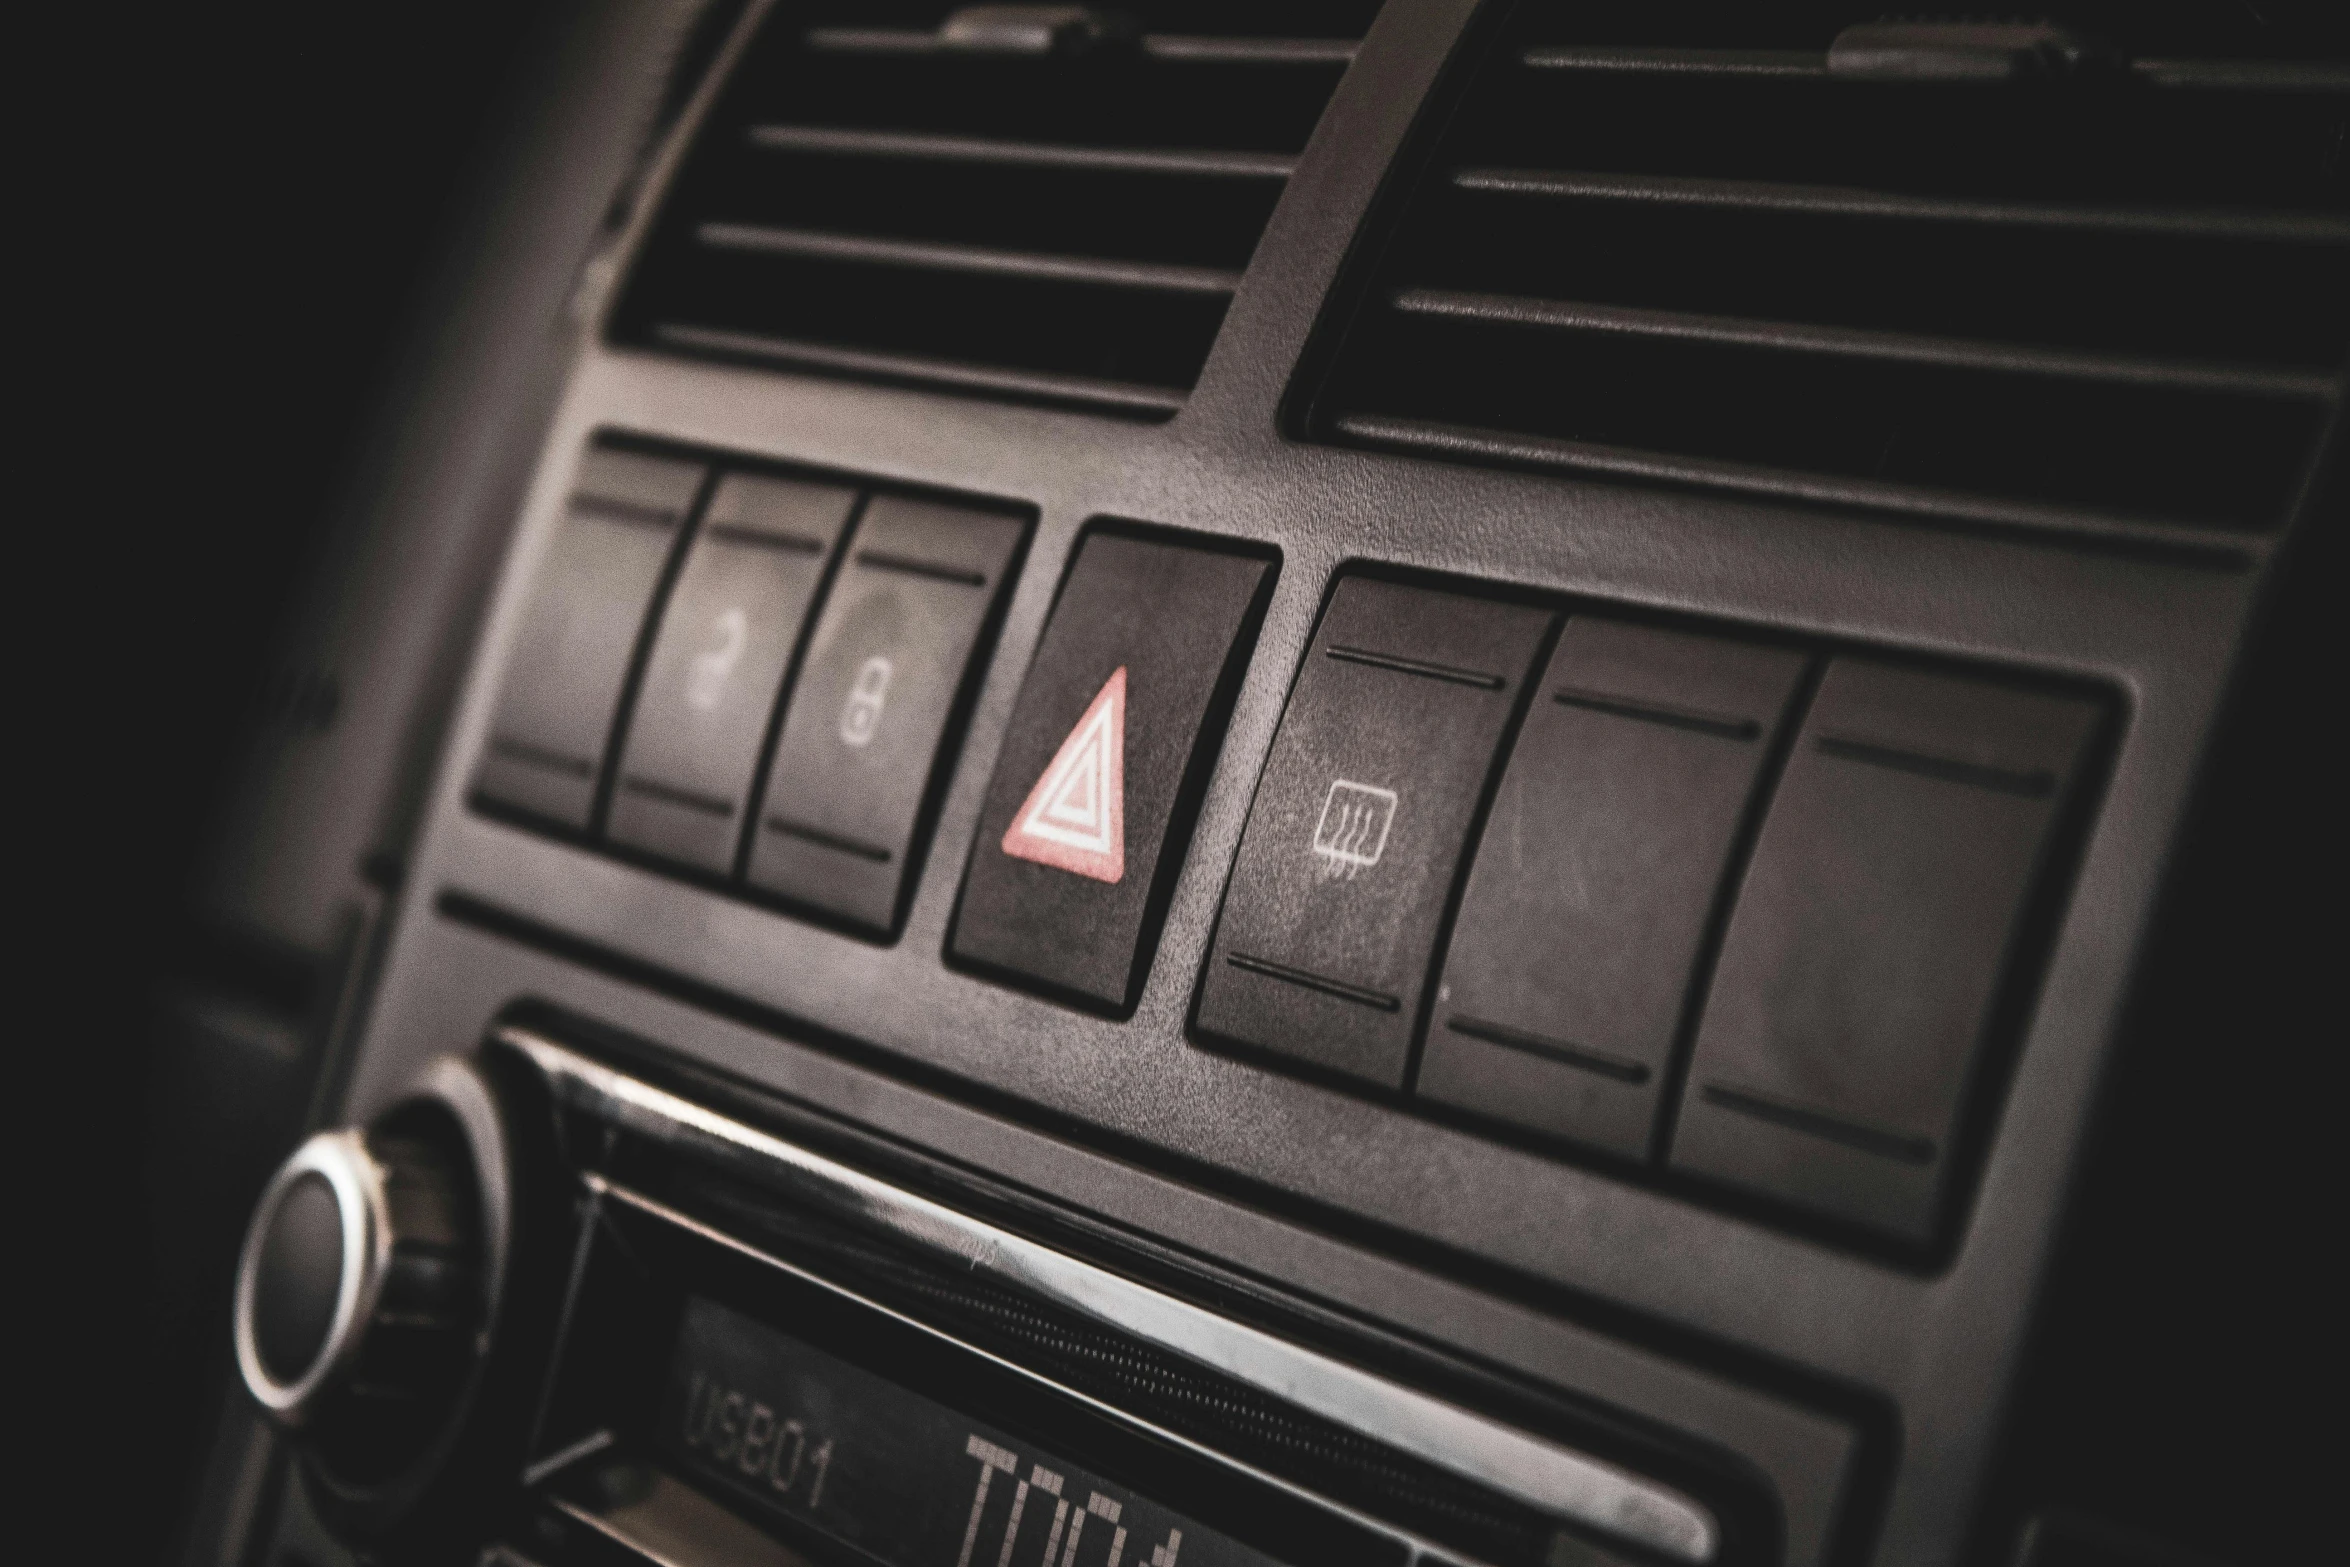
[1002,666,1126,883]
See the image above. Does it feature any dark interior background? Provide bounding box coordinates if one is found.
[40,3,550,1555]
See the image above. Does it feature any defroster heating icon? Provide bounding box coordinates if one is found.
[1311,779,1397,881]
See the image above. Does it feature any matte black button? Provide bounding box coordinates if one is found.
[746,496,1026,935]
[951,530,1274,1012]
[607,474,857,873]
[1197,579,1554,1089]
[1669,660,2103,1245]
[471,446,705,828]
[1420,621,1808,1157]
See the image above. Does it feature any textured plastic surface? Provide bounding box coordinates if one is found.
[952,529,1273,1012]
[1197,578,1553,1089]
[609,472,857,872]
[471,447,706,828]
[746,495,1025,934]
[1421,621,1808,1158]
[300,0,2337,1562]
[1671,661,2104,1245]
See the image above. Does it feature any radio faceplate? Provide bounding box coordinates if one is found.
[476,1028,1806,1567]
[660,1296,1290,1567]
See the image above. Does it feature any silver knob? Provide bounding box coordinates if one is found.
[233,1128,391,1423]
[230,1055,507,1525]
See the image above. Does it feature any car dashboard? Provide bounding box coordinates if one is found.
[140,4,2343,1566]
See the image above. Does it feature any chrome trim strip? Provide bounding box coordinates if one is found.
[548,1496,701,1567]
[497,1027,1722,1563]
[522,1427,617,1489]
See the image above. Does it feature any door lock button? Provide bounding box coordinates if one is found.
[746,496,1026,936]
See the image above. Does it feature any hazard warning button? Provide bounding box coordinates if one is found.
[952,530,1273,1013]
[1002,666,1126,882]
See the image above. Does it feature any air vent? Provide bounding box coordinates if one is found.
[615,2,1383,418]
[1302,3,2349,545]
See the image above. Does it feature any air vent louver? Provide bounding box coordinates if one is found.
[616,2,1383,417]
[1304,3,2348,545]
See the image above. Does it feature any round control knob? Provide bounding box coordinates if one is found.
[233,1056,516,1537]
[236,1128,389,1421]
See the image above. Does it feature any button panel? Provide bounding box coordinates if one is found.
[951,528,1274,1013]
[1420,621,1809,1160]
[471,439,1028,940]
[473,444,2114,1256]
[1196,579,1555,1089]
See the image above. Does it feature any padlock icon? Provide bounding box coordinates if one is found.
[839,655,893,747]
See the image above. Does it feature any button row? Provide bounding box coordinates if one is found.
[1191,576,2106,1249]
[471,442,1026,937]
[477,452,2106,1250]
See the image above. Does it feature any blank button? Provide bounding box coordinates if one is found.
[1669,659,2105,1246]
[471,446,705,829]
[1420,620,1808,1158]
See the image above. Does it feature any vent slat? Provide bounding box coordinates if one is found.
[802,27,940,56]
[2133,58,2350,91]
[617,2,1377,416]
[696,223,1243,295]
[1522,48,2350,91]
[1522,46,1824,77]
[651,325,1189,416]
[746,125,1296,180]
[1306,3,2350,540]
[1449,167,2350,245]
[803,29,1360,66]
[1141,35,1360,65]
[1389,289,2341,400]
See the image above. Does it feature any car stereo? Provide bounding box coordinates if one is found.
[233,1027,1787,1567]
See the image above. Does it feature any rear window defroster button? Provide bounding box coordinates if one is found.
[1195,578,1554,1089]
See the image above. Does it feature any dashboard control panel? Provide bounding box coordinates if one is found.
[467,434,2114,1258]
[179,4,2343,1564]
